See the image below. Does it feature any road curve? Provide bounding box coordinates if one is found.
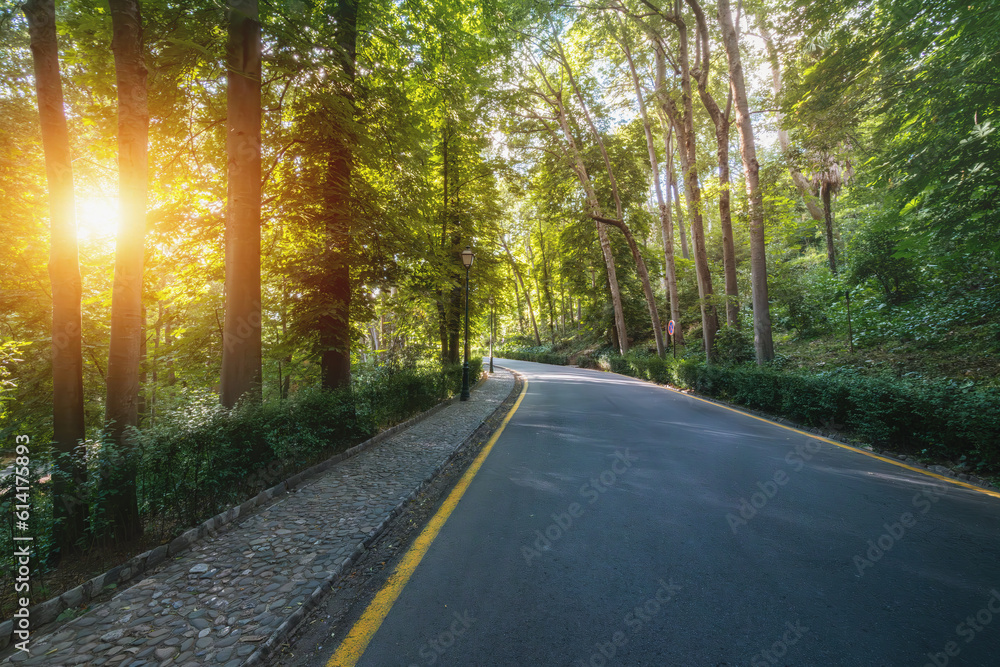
[332,359,1000,667]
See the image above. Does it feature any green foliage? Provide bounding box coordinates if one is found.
[848,220,919,305]
[712,325,755,365]
[768,253,842,336]
[498,341,569,366]
[0,341,24,425]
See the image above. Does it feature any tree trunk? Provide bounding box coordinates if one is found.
[436,295,448,362]
[822,182,837,274]
[319,0,357,389]
[671,174,689,260]
[591,214,667,358]
[447,284,461,363]
[525,238,544,338]
[619,30,682,351]
[687,0,739,327]
[658,114,690,260]
[102,0,148,540]
[554,104,628,353]
[718,0,775,363]
[137,305,147,426]
[23,0,87,556]
[511,271,525,334]
[221,0,262,407]
[655,34,718,359]
[502,237,541,346]
[537,220,556,344]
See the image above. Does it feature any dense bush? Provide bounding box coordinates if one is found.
[712,325,756,365]
[498,343,569,365]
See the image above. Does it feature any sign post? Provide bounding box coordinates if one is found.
[667,320,676,358]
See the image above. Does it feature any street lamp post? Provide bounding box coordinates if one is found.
[489,297,495,374]
[460,246,474,401]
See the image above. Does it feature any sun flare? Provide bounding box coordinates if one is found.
[76,196,120,241]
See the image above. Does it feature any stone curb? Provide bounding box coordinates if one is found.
[242,368,522,667]
[0,374,490,652]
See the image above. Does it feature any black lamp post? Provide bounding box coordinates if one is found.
[460,246,474,401]
[489,297,495,374]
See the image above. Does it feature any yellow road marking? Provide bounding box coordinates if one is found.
[643,375,1000,500]
[326,377,529,667]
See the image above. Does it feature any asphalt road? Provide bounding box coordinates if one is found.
[325,359,1000,666]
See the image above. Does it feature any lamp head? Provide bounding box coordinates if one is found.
[460,246,475,268]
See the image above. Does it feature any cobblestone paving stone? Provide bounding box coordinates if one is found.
[3,369,515,667]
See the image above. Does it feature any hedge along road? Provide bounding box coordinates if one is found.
[320,359,1000,667]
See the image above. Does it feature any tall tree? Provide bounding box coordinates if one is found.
[550,36,664,357]
[319,0,357,389]
[520,55,629,353]
[221,0,262,407]
[615,23,683,349]
[717,0,774,362]
[22,0,87,556]
[652,14,719,358]
[103,0,149,539]
[686,0,739,327]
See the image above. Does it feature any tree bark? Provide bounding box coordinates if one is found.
[511,270,525,334]
[23,0,87,556]
[319,0,357,389]
[221,0,263,406]
[822,182,837,273]
[103,0,148,540]
[717,0,775,363]
[670,169,689,260]
[687,0,739,327]
[654,31,719,359]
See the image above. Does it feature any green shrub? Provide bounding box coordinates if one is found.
[713,325,755,365]
[498,343,569,365]
[110,359,480,537]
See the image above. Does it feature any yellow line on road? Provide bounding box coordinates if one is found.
[326,377,529,667]
[649,379,1000,500]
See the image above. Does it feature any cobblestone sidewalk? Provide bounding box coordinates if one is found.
[2,369,516,667]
